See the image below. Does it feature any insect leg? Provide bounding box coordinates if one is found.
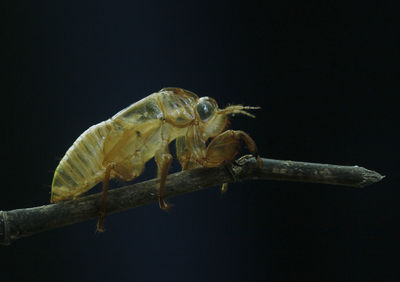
[234,130,262,168]
[221,160,238,194]
[97,163,115,233]
[155,141,173,210]
[201,130,261,193]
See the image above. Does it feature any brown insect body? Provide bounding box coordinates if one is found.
[51,87,260,230]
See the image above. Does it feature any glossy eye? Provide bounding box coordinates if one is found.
[196,98,215,121]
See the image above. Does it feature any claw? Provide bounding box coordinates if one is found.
[221,183,229,194]
[159,198,171,211]
[256,155,263,168]
[96,211,106,233]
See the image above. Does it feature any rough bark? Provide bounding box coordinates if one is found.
[0,156,384,245]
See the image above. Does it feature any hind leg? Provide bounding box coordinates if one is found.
[96,159,144,232]
[97,163,115,232]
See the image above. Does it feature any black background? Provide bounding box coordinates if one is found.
[2,1,398,281]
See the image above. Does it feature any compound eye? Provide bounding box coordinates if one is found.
[196,98,215,121]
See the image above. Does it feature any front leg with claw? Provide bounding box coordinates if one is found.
[199,130,262,193]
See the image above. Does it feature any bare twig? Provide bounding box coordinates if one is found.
[0,156,384,245]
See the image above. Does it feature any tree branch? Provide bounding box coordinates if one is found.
[0,156,384,245]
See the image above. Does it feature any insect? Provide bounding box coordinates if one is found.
[51,87,261,231]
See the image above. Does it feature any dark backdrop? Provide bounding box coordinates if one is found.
[2,1,398,281]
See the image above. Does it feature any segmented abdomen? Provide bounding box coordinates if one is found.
[51,120,113,203]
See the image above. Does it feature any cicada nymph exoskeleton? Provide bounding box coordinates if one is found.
[51,87,261,232]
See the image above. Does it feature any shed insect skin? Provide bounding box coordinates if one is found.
[50,87,261,232]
